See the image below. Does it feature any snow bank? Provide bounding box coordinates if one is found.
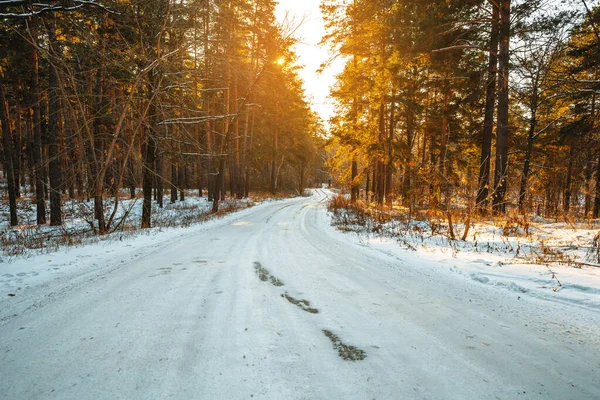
[0,195,262,295]
[325,197,600,313]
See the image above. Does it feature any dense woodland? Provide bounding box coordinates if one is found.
[0,0,324,232]
[2,0,600,234]
[322,0,600,219]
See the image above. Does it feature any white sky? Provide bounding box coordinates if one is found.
[275,0,343,125]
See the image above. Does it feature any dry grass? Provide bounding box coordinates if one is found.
[0,194,261,259]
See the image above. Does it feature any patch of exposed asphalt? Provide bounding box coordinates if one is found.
[270,276,284,287]
[253,262,284,287]
[281,293,319,314]
[322,330,367,361]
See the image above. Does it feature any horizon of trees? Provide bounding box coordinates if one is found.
[0,0,325,232]
[322,0,600,219]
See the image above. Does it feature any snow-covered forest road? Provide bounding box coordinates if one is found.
[1,191,599,399]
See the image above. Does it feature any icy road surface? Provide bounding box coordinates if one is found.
[1,191,599,399]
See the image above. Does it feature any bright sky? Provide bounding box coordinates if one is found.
[275,0,342,125]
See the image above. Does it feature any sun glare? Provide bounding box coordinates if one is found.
[277,57,285,65]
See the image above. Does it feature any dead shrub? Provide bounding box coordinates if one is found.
[502,215,530,237]
[586,232,600,264]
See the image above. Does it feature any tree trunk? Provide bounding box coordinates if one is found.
[586,83,597,216]
[232,73,240,198]
[156,155,163,208]
[585,147,593,217]
[350,160,358,203]
[179,160,185,201]
[385,90,395,206]
[299,161,305,195]
[204,3,214,202]
[171,161,177,203]
[403,79,415,206]
[29,20,46,225]
[377,101,385,205]
[47,16,62,226]
[238,102,250,199]
[212,156,225,212]
[63,108,76,199]
[438,86,450,206]
[270,126,278,194]
[196,124,203,198]
[476,3,499,209]
[214,30,232,209]
[25,109,35,196]
[141,74,157,229]
[492,0,511,213]
[13,110,22,199]
[564,142,575,214]
[90,15,109,233]
[518,116,536,212]
[594,155,600,218]
[128,157,136,199]
[0,74,18,226]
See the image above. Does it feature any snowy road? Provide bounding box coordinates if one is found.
[1,191,599,399]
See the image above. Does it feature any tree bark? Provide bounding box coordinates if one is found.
[365,167,370,202]
[214,22,232,209]
[350,160,358,203]
[377,101,385,205]
[0,74,18,226]
[29,20,46,224]
[90,14,109,233]
[13,110,22,199]
[586,83,597,216]
[156,155,163,208]
[438,85,450,206]
[584,147,593,217]
[179,158,185,201]
[171,161,177,203]
[492,0,511,213]
[141,73,157,228]
[47,15,62,226]
[518,117,536,212]
[476,3,499,209]
[403,78,415,206]
[270,125,278,194]
[564,142,575,214]
[238,102,250,199]
[203,2,215,202]
[594,155,600,218]
[386,90,395,206]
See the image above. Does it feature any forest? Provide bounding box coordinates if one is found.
[2,2,600,398]
[0,0,324,234]
[322,0,600,221]
[1,0,600,234]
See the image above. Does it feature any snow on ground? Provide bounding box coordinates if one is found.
[0,191,256,259]
[331,204,600,314]
[361,234,600,311]
[0,189,599,399]
[0,190,226,232]
[0,195,264,298]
